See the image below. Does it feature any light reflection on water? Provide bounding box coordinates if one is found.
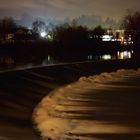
[42,55,58,66]
[117,51,133,60]
[0,50,134,71]
[0,56,15,66]
[87,50,133,61]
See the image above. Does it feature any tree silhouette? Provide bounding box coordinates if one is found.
[0,17,17,40]
[92,25,105,37]
[121,10,140,44]
[32,19,47,34]
[53,24,88,48]
[89,25,105,41]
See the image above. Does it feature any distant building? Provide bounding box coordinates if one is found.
[4,28,38,43]
[102,29,133,45]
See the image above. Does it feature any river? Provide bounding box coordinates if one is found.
[0,50,134,72]
[0,58,139,140]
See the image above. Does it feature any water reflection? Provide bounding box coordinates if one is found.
[0,56,15,66]
[87,50,133,61]
[102,55,112,60]
[42,55,58,66]
[0,50,134,71]
[117,51,133,60]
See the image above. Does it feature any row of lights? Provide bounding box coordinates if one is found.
[88,50,133,61]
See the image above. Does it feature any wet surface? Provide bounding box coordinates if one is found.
[34,69,140,140]
[0,60,140,140]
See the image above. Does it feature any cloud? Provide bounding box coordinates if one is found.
[0,0,140,27]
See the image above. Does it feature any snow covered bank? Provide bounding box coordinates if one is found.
[33,68,140,140]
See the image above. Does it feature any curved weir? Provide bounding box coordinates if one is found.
[33,69,140,140]
[0,60,140,140]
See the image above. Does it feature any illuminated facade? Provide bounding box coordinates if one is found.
[102,29,133,45]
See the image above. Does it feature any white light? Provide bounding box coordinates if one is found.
[118,51,132,60]
[124,51,128,56]
[88,55,93,60]
[102,55,111,60]
[47,34,52,40]
[128,52,131,59]
[40,32,47,38]
[102,35,112,41]
[48,55,51,61]
[111,39,115,41]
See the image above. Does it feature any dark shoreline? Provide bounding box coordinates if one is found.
[0,41,137,71]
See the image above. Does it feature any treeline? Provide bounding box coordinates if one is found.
[0,10,140,48]
[121,10,140,45]
[0,11,140,66]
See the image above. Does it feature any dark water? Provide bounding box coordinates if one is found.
[0,50,134,72]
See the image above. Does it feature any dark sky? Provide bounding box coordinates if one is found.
[0,0,140,26]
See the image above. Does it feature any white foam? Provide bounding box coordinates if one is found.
[33,68,140,140]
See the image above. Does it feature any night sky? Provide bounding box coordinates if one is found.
[0,0,140,27]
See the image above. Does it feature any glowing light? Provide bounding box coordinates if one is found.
[47,34,52,40]
[48,55,51,61]
[102,35,112,41]
[88,55,93,60]
[89,35,93,39]
[120,36,124,44]
[117,51,132,60]
[40,32,47,38]
[102,55,111,60]
[117,51,120,56]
